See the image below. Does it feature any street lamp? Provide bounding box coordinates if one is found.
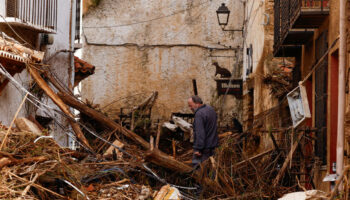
[216,3,243,32]
[216,3,230,29]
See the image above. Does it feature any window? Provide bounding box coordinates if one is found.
[246,44,253,76]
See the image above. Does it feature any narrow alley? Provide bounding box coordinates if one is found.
[0,0,349,199]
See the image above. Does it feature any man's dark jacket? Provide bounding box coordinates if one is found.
[193,104,218,152]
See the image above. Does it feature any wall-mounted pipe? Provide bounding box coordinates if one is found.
[336,0,346,188]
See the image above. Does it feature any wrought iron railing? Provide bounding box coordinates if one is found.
[274,0,329,54]
[274,0,280,51]
[5,0,57,31]
[301,0,329,10]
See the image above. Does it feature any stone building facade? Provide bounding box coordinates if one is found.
[243,0,350,192]
[81,0,244,125]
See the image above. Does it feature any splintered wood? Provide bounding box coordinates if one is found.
[0,64,322,199]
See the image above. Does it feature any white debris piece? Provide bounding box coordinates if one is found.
[138,185,152,200]
[172,116,192,132]
[154,185,181,200]
[162,122,178,132]
[278,190,326,200]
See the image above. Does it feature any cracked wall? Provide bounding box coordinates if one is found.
[81,0,244,124]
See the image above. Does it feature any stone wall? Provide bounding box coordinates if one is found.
[81,0,244,124]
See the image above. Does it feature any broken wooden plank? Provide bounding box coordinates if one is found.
[146,149,235,196]
[58,91,235,195]
[8,172,66,199]
[155,124,161,149]
[103,139,124,159]
[132,91,158,112]
[219,131,233,138]
[0,156,47,169]
[150,136,154,151]
[0,157,11,169]
[28,66,92,151]
[0,37,45,62]
[57,91,150,149]
[172,139,176,159]
[21,173,39,197]
[233,149,273,168]
[272,131,303,187]
[0,93,28,150]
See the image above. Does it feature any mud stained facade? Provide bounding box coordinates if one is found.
[81,0,244,124]
[243,0,350,192]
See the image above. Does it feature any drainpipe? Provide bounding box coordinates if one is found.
[336,0,346,186]
[69,0,76,91]
[68,0,77,149]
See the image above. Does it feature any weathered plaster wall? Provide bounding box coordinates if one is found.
[0,1,5,15]
[242,0,278,134]
[242,0,296,155]
[82,0,244,124]
[38,0,75,147]
[0,71,29,126]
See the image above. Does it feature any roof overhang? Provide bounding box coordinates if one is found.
[74,56,95,87]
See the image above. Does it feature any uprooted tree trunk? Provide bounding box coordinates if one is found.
[57,92,150,149]
[27,66,93,151]
[57,91,235,196]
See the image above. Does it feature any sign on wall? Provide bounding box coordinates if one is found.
[214,78,243,96]
[287,83,311,128]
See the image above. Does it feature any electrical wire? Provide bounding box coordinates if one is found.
[0,63,95,153]
[0,63,201,194]
[83,0,212,29]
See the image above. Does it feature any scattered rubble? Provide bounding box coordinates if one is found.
[1,63,350,199]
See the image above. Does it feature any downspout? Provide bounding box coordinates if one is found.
[68,0,77,149]
[69,0,76,91]
[336,0,346,185]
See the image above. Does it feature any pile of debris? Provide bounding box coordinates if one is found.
[264,69,293,99]
[0,62,338,199]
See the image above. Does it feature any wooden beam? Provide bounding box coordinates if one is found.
[59,91,174,157]
[58,91,235,195]
[57,91,149,149]
[233,149,273,168]
[27,66,92,151]
[272,131,303,187]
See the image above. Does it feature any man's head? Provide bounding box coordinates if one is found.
[188,95,203,112]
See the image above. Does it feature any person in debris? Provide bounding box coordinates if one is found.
[187,95,218,168]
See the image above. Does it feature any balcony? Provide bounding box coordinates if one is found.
[0,0,57,33]
[274,0,329,56]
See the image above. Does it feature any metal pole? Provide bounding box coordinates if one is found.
[336,0,346,187]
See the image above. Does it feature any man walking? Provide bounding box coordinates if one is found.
[187,95,218,167]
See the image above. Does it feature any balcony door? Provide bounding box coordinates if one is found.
[314,31,328,165]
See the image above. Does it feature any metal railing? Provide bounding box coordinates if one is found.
[274,0,280,51]
[274,0,329,54]
[5,0,57,31]
[301,0,329,10]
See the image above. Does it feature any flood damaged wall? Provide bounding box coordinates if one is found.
[0,1,75,147]
[81,0,244,124]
